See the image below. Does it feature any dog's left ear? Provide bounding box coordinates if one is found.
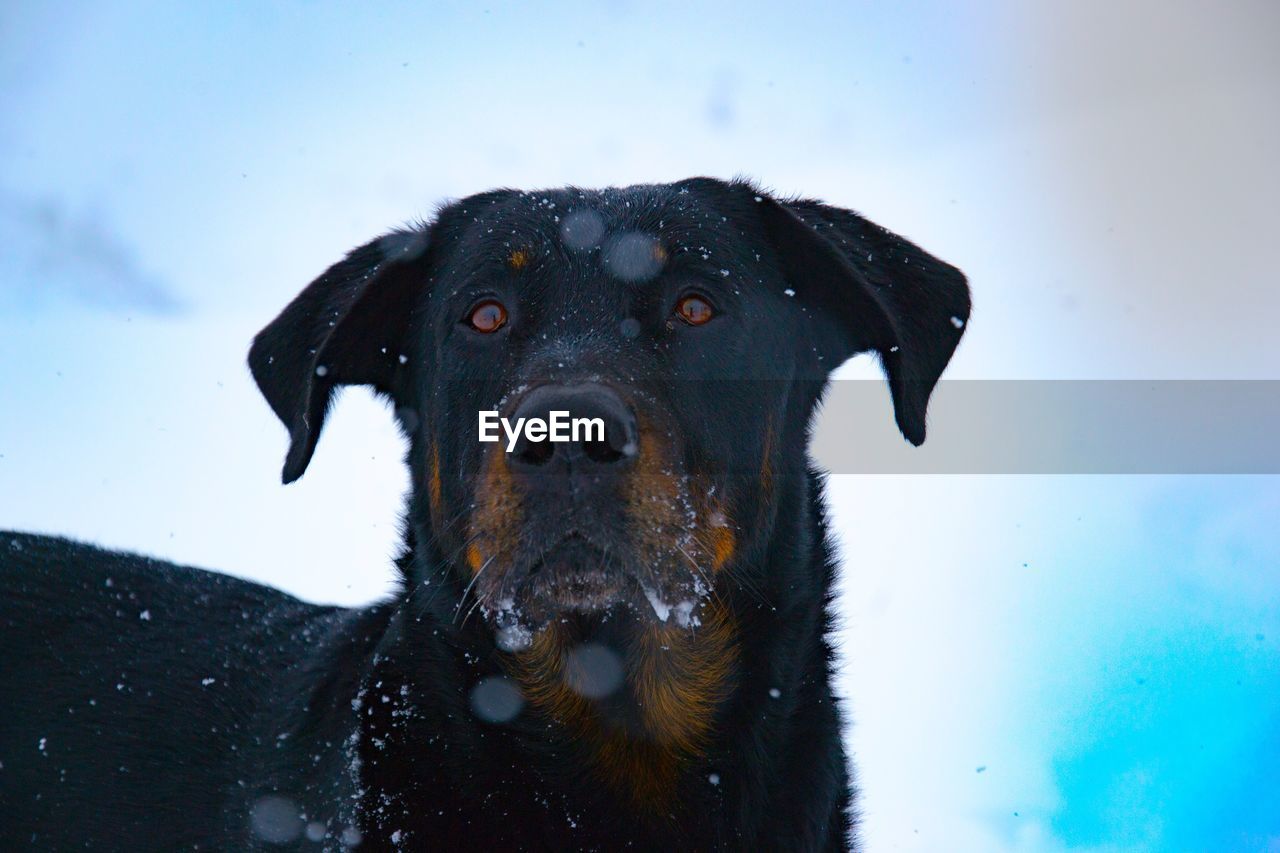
[756,192,970,445]
[248,228,430,483]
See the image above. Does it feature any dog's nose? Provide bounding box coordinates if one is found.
[508,383,637,472]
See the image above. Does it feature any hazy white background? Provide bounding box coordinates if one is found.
[2,2,1277,850]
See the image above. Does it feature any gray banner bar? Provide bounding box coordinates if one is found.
[812,380,1280,474]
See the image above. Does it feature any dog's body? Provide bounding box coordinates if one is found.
[2,507,845,849]
[1,178,968,850]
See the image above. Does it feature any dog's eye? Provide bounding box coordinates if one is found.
[674,293,715,326]
[466,300,508,333]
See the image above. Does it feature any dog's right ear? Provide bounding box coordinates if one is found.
[248,228,430,484]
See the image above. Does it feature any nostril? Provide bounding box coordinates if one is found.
[583,418,636,465]
[583,438,623,464]
[514,436,556,467]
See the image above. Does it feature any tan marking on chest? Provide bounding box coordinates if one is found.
[511,602,738,812]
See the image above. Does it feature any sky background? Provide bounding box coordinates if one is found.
[2,2,1278,850]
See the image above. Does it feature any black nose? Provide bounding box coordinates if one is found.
[508,383,637,472]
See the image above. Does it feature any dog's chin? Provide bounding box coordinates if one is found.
[482,537,705,651]
[516,542,645,626]
[532,569,632,617]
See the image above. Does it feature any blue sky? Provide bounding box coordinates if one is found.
[2,2,1278,849]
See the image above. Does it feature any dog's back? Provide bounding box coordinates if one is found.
[0,533,376,847]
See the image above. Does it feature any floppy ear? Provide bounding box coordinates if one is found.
[756,194,970,445]
[248,228,430,483]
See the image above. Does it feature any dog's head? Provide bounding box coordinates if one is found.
[249,178,968,644]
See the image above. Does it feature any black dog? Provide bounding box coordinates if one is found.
[0,178,968,850]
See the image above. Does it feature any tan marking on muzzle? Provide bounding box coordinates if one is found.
[427,440,443,517]
[468,444,523,577]
[623,425,709,574]
[705,522,735,572]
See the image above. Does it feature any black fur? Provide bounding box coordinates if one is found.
[1,178,968,850]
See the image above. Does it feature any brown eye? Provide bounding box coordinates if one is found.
[467,300,508,333]
[675,293,715,326]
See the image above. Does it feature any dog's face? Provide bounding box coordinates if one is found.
[416,186,826,642]
[249,178,968,645]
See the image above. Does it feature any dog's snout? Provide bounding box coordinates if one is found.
[508,383,637,472]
